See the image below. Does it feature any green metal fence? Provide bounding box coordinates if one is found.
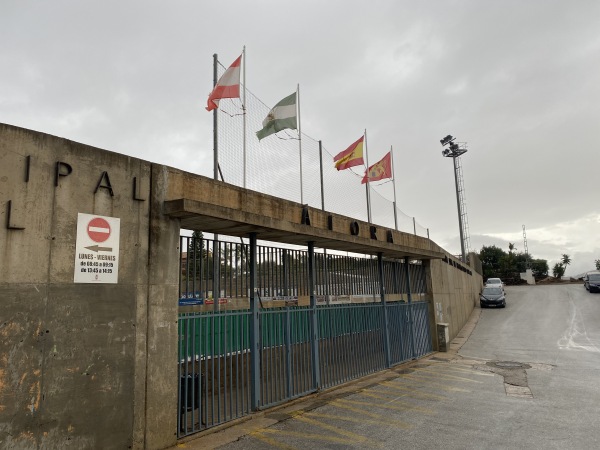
[177,236,434,438]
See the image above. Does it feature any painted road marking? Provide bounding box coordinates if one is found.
[436,365,495,376]
[337,397,432,415]
[396,373,470,392]
[378,381,447,400]
[357,391,434,414]
[293,415,376,445]
[330,399,413,429]
[307,411,408,429]
[409,367,484,383]
[250,430,297,450]
[256,427,373,446]
[557,299,600,353]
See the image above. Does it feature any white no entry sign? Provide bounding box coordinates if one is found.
[74,213,120,283]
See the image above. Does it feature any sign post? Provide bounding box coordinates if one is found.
[74,213,120,283]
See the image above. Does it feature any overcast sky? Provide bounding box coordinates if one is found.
[2,1,599,276]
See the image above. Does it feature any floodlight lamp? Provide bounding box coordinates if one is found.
[440,135,454,146]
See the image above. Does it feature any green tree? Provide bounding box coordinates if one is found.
[595,259,600,271]
[530,259,549,278]
[561,254,571,273]
[478,245,506,280]
[552,262,565,279]
[501,243,519,280]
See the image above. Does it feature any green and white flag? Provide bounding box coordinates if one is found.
[256,92,297,141]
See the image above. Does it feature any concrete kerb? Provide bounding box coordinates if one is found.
[171,307,483,450]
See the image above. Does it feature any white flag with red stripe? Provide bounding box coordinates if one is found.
[206,54,242,111]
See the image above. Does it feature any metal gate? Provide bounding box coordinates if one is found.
[177,235,432,437]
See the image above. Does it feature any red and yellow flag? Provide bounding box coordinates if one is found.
[361,151,392,184]
[333,136,364,171]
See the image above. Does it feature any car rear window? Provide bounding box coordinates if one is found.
[483,287,503,295]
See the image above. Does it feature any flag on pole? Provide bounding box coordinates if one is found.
[206,55,242,111]
[361,151,392,184]
[256,92,297,140]
[333,136,364,171]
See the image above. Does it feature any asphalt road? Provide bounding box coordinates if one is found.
[186,285,600,450]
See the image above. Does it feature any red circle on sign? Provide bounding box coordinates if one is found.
[87,217,111,243]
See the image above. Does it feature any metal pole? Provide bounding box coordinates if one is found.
[378,253,391,367]
[318,140,329,304]
[404,257,416,359]
[318,140,325,211]
[212,54,218,181]
[213,240,220,312]
[210,46,221,309]
[390,146,398,231]
[298,84,303,204]
[453,156,466,262]
[242,46,247,189]
[364,130,372,223]
[308,241,321,389]
[248,232,260,410]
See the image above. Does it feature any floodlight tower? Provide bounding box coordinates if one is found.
[522,225,531,269]
[440,135,471,262]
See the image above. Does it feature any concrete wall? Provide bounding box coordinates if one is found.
[426,254,483,349]
[0,124,179,449]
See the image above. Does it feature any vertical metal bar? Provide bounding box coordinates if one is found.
[214,238,220,312]
[177,319,184,435]
[203,315,209,428]
[217,313,222,423]
[248,233,260,410]
[240,311,246,415]
[348,305,355,380]
[265,309,270,405]
[233,313,239,418]
[404,257,416,359]
[378,253,391,368]
[192,316,198,430]
[284,307,290,399]
[307,242,320,390]
[357,305,365,376]
[179,236,183,301]
[226,313,232,421]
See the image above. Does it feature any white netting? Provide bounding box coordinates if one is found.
[213,59,428,237]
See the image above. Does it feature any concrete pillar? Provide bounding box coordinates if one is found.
[142,165,181,450]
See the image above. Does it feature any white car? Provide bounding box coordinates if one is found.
[485,278,504,290]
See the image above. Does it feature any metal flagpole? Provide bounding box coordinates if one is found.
[212,54,219,181]
[212,53,220,311]
[364,129,372,224]
[318,140,329,304]
[390,145,398,230]
[297,84,303,204]
[318,140,325,210]
[242,45,247,189]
